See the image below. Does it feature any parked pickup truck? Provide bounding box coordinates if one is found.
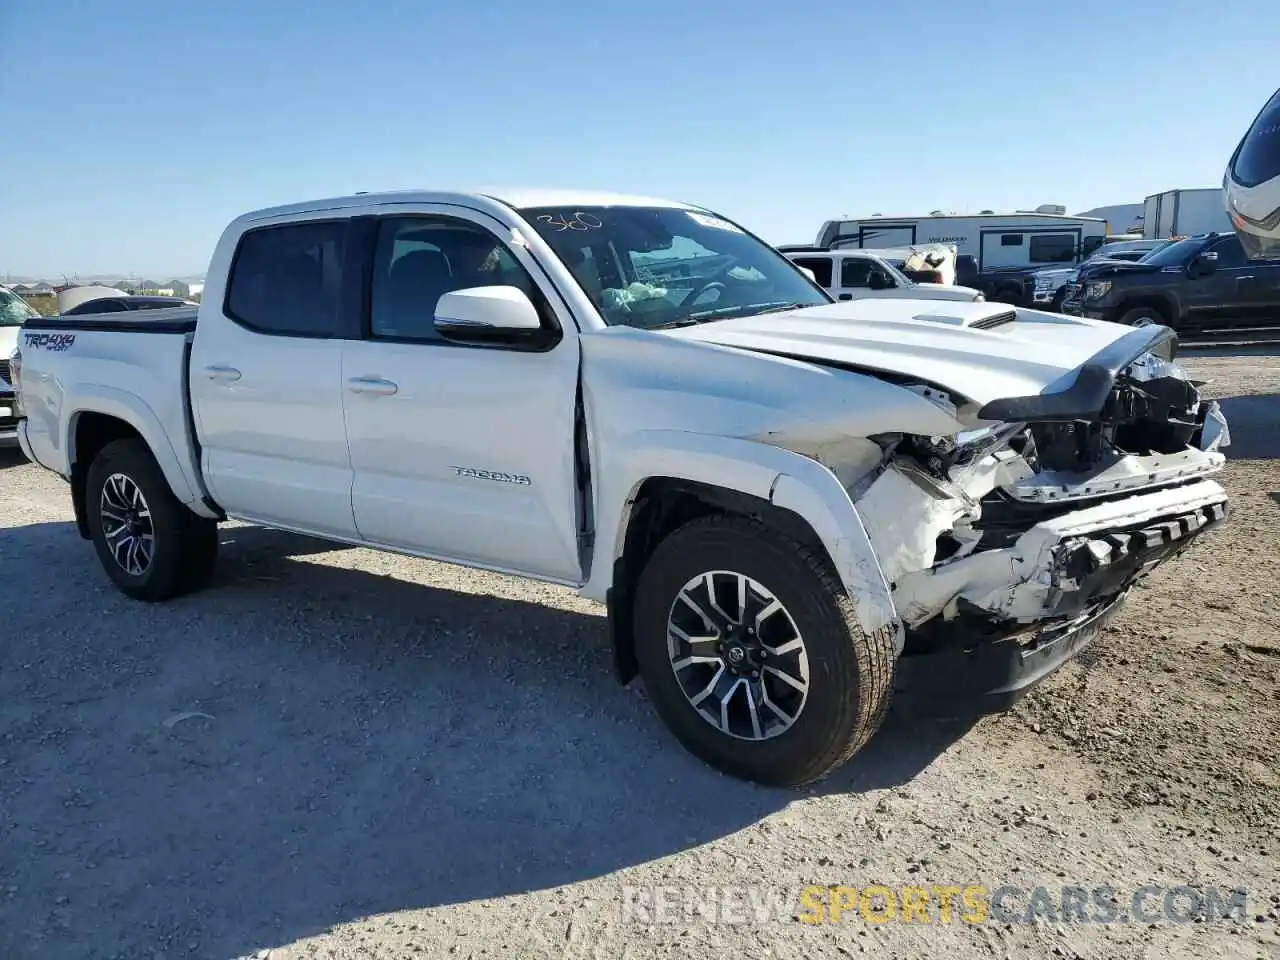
[12,189,1232,786]
[1,284,40,445]
[1063,232,1280,332]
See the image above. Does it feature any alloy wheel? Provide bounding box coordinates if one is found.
[666,570,810,741]
[99,472,155,576]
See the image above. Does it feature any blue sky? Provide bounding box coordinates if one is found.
[1,0,1277,278]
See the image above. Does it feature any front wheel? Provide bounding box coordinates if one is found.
[86,438,219,602]
[633,515,895,786]
[1117,306,1167,327]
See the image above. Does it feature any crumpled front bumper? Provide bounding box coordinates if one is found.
[894,478,1228,626]
[892,477,1228,708]
[895,592,1128,710]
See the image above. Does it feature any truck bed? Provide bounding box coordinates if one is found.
[17,309,210,517]
[23,306,198,335]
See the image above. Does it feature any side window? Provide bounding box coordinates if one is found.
[791,257,832,287]
[369,216,549,342]
[1080,235,1106,258]
[839,258,874,288]
[1029,233,1077,263]
[226,221,347,336]
[1000,233,1024,246]
[1207,236,1246,268]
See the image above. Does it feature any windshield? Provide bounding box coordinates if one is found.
[519,205,830,329]
[1136,239,1176,261]
[1139,237,1204,267]
[878,259,915,285]
[0,288,40,326]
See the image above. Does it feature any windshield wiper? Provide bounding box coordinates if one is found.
[654,301,808,329]
[747,301,806,316]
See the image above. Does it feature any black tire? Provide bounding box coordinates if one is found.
[1117,306,1167,327]
[177,512,221,594]
[633,514,895,787]
[85,438,219,602]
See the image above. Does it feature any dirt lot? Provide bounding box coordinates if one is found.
[1,348,1276,960]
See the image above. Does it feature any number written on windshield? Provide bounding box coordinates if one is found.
[536,212,604,232]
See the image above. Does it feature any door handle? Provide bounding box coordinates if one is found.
[347,376,399,396]
[838,293,853,301]
[204,364,242,382]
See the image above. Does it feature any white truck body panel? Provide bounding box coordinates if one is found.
[664,299,1128,410]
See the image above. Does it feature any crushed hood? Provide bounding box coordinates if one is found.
[663,299,1168,418]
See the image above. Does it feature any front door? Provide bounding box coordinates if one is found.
[341,210,584,583]
[834,255,889,300]
[189,218,359,540]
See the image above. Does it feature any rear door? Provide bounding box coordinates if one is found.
[1249,258,1280,326]
[189,218,359,539]
[1188,235,1255,330]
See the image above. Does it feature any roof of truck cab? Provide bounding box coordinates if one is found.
[240,188,698,223]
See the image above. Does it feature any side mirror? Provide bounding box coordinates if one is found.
[797,266,818,283]
[867,270,891,291]
[434,286,546,345]
[1190,251,1218,277]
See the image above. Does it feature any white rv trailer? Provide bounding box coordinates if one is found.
[816,205,1109,271]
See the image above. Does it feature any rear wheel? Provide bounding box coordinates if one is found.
[633,515,895,786]
[86,439,219,601]
[1118,306,1167,327]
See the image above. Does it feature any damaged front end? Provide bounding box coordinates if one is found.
[852,338,1230,706]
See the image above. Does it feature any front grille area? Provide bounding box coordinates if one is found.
[0,358,9,387]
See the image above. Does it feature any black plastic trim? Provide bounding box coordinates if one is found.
[22,313,196,334]
[976,324,1178,422]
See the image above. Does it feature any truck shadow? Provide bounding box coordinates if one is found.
[0,448,30,470]
[0,520,981,960]
[1216,392,1280,461]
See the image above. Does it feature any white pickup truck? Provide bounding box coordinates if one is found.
[11,189,1231,786]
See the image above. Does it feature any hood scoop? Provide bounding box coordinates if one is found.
[914,308,1017,331]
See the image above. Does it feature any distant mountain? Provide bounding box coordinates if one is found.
[1075,203,1143,234]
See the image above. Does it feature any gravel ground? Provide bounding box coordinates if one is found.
[0,348,1277,960]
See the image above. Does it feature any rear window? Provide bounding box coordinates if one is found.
[226,221,348,336]
[790,257,833,287]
